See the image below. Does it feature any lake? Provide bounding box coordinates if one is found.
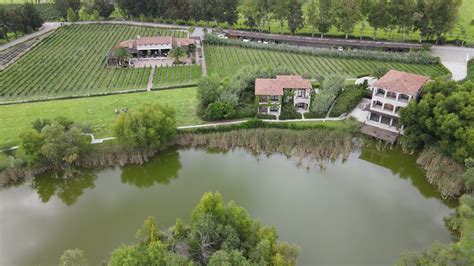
[0,147,456,265]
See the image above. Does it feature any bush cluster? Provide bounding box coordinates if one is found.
[329,85,366,117]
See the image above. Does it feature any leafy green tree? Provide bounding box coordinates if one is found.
[306,0,320,37]
[114,47,131,66]
[209,250,251,265]
[333,0,361,39]
[55,0,80,18]
[170,47,186,64]
[17,129,43,165]
[318,0,333,37]
[58,249,88,266]
[239,0,259,31]
[388,0,416,41]
[112,104,177,151]
[273,0,289,34]
[400,80,474,162]
[462,158,474,190]
[368,0,389,40]
[204,101,237,120]
[93,0,115,18]
[66,7,78,22]
[22,3,44,31]
[287,0,304,35]
[426,0,462,43]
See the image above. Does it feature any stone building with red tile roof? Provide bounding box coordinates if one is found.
[367,70,429,132]
[108,36,196,66]
[255,75,313,117]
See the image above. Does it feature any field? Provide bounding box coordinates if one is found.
[153,65,202,88]
[205,45,448,78]
[235,0,474,45]
[0,88,202,148]
[0,24,187,101]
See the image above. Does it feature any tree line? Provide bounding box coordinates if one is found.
[0,3,44,41]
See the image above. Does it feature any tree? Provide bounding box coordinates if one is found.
[22,3,44,31]
[209,250,251,265]
[318,0,333,37]
[287,0,304,35]
[333,0,361,39]
[400,80,474,162]
[273,0,289,34]
[388,0,416,41]
[58,249,88,266]
[306,0,320,37]
[93,0,115,18]
[219,0,239,26]
[368,0,389,40]
[114,47,131,66]
[426,0,462,44]
[170,47,186,64]
[413,0,431,42]
[55,0,80,18]
[112,104,177,151]
[239,0,259,31]
[66,7,78,22]
[0,7,8,41]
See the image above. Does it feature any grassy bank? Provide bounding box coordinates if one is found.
[0,88,202,148]
[467,59,474,82]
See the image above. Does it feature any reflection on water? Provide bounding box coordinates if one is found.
[359,147,457,207]
[0,146,456,265]
[120,150,181,188]
[33,170,97,206]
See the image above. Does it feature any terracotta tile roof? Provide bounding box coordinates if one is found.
[373,70,429,96]
[255,75,312,96]
[174,38,196,47]
[135,36,173,46]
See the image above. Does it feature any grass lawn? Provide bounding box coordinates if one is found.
[0,88,202,148]
[467,60,474,81]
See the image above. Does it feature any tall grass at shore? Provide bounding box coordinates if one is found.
[175,127,355,165]
[417,148,466,199]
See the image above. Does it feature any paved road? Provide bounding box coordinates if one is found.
[0,22,61,51]
[431,45,474,81]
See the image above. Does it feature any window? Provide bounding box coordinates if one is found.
[270,106,279,112]
[297,89,304,97]
[271,95,279,101]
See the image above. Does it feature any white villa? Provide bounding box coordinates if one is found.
[255,75,312,117]
[366,70,429,132]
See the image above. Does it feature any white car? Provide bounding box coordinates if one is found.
[242,38,251,43]
[337,46,344,51]
[263,41,269,44]
[217,34,228,39]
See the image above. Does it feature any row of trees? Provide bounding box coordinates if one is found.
[241,0,462,41]
[0,3,43,41]
[116,0,239,26]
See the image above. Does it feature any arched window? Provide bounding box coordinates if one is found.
[383,103,394,112]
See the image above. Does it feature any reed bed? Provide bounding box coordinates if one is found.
[175,128,355,166]
[417,148,466,199]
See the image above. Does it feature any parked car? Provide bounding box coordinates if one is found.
[217,34,228,39]
[242,38,251,43]
[337,46,344,51]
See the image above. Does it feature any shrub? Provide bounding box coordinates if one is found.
[203,102,236,120]
[311,75,345,116]
[256,114,277,120]
[329,86,366,117]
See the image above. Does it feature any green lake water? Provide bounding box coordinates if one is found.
[0,147,456,265]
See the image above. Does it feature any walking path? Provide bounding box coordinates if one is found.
[147,66,156,91]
